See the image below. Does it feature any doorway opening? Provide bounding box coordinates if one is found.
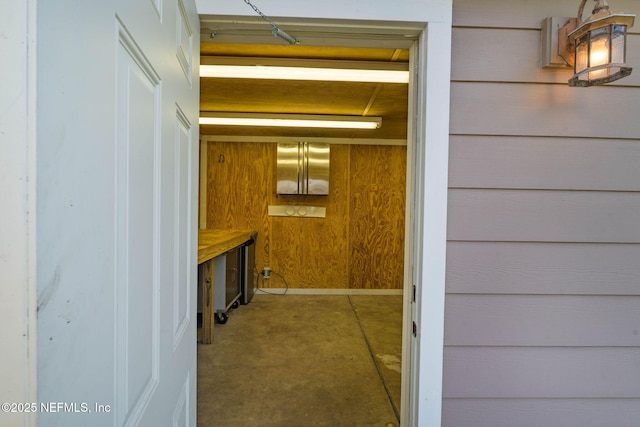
[195,16,424,426]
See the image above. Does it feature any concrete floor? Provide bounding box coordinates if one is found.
[197,294,403,427]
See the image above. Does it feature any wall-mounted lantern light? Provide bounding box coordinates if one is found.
[541,0,635,87]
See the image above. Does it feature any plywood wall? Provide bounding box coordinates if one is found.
[349,145,406,289]
[444,0,640,425]
[205,141,406,289]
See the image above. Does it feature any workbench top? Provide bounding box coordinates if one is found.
[198,229,255,264]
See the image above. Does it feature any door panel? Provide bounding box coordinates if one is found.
[114,16,162,425]
[113,1,200,426]
[36,0,199,426]
[173,107,193,349]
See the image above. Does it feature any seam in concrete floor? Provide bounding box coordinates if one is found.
[348,295,400,423]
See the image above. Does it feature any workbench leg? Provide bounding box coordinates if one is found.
[199,259,215,344]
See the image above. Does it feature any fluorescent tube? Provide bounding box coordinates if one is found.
[199,114,382,129]
[200,64,409,83]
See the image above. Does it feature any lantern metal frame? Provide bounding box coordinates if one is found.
[556,0,635,87]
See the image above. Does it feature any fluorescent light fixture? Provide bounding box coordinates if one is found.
[200,64,409,83]
[199,113,382,129]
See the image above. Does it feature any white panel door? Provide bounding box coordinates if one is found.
[36,0,199,426]
[113,1,200,426]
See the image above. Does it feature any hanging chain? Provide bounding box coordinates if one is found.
[241,0,298,44]
[243,0,277,31]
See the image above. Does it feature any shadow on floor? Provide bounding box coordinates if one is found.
[197,294,403,427]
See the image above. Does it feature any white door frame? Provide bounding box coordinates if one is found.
[196,14,452,427]
[0,1,38,426]
[403,22,452,427]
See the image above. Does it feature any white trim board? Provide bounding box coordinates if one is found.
[255,288,404,296]
[0,2,38,425]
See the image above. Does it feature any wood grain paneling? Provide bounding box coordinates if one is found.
[443,398,640,427]
[349,145,406,289]
[447,242,640,295]
[450,82,640,139]
[443,347,640,398]
[445,294,640,346]
[448,189,640,243]
[205,141,406,289]
[269,144,350,288]
[270,215,350,288]
[200,79,408,116]
[201,79,368,114]
[449,136,640,191]
[206,141,273,276]
[200,43,410,62]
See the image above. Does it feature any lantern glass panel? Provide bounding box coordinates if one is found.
[575,35,589,74]
[588,27,610,81]
[589,27,610,67]
[611,25,627,63]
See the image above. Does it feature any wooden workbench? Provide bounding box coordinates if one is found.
[198,229,255,264]
[197,229,255,344]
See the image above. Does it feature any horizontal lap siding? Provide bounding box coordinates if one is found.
[449,136,640,191]
[445,1,640,425]
[451,28,640,85]
[447,242,640,295]
[444,347,640,398]
[445,295,640,346]
[450,82,640,138]
[448,189,640,243]
[453,0,640,33]
[443,399,640,427]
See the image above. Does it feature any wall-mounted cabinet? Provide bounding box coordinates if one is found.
[276,142,330,195]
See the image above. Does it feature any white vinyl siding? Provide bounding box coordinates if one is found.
[443,0,640,425]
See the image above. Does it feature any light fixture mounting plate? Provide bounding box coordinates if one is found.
[540,17,574,69]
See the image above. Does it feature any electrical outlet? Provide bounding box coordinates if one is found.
[262,267,271,279]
